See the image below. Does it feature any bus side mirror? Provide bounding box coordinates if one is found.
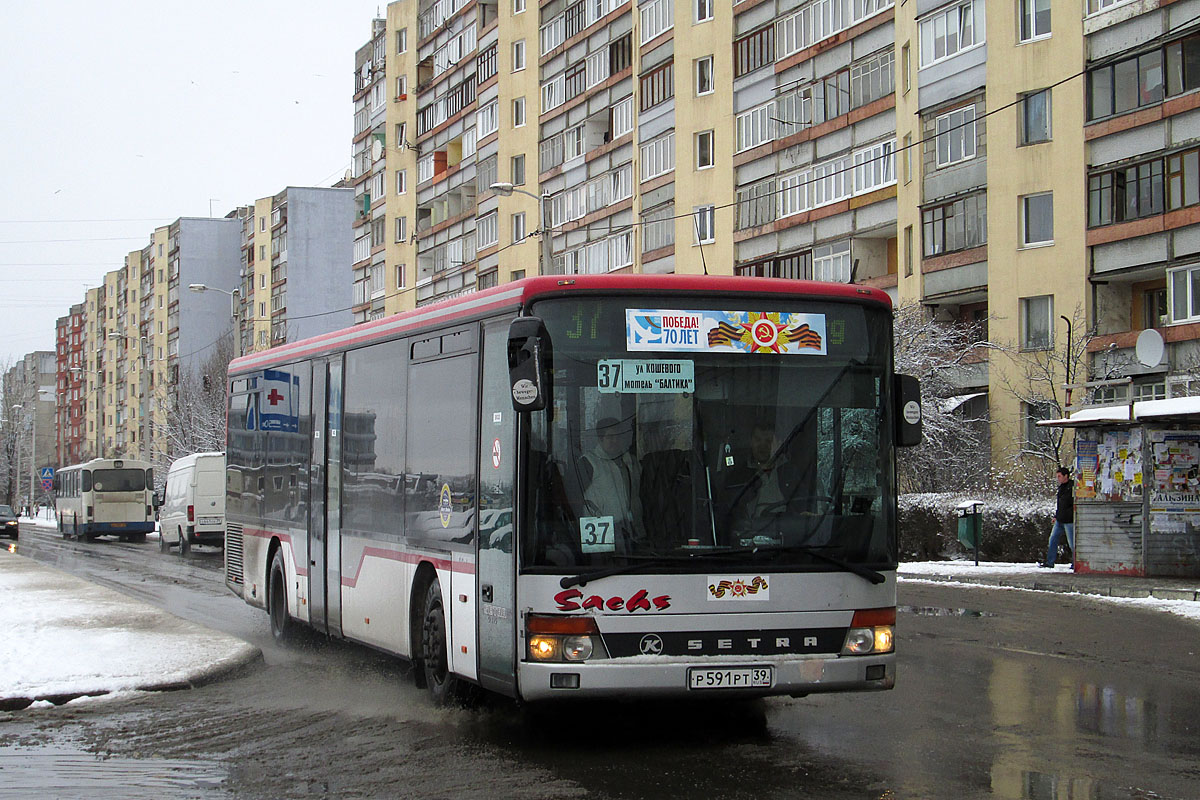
[508,316,551,412]
[895,374,922,447]
[153,492,162,509]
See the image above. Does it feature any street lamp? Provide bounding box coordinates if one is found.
[188,284,243,358]
[489,182,552,276]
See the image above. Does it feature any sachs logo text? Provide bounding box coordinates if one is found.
[554,588,672,613]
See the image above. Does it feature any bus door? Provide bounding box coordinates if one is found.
[309,356,345,637]
[476,318,517,696]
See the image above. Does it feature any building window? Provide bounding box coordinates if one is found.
[934,105,976,167]
[904,225,914,276]
[514,0,525,12]
[640,0,674,44]
[1144,285,1168,328]
[695,55,713,95]
[694,0,713,23]
[901,43,910,93]
[1169,264,1200,322]
[640,132,676,181]
[734,25,773,77]
[693,205,715,244]
[512,212,526,244]
[1021,295,1053,350]
[903,133,913,183]
[1168,148,1200,209]
[512,97,526,127]
[397,28,407,53]
[395,217,407,243]
[1021,193,1054,246]
[1134,382,1167,401]
[396,264,407,289]
[1024,401,1057,448]
[1020,89,1051,144]
[639,60,674,111]
[395,75,407,98]
[812,241,851,283]
[1088,161,1164,227]
[512,39,526,71]
[397,169,407,195]
[1088,47,1169,120]
[477,212,498,249]
[1087,0,1131,14]
[850,49,895,109]
[478,100,499,137]
[919,1,984,68]
[695,130,714,169]
[511,154,525,186]
[1019,0,1050,42]
[922,193,987,257]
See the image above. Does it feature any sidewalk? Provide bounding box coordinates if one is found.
[0,549,260,712]
[899,561,1200,619]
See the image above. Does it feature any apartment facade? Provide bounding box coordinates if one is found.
[361,0,901,313]
[1084,1,1200,401]
[54,303,87,466]
[4,351,56,506]
[238,187,355,352]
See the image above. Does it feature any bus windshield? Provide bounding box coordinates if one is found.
[90,469,147,493]
[522,296,896,573]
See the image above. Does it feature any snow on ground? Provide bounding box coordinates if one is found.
[899,561,1200,625]
[0,554,256,703]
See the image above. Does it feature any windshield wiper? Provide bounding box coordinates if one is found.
[559,544,886,588]
[736,543,886,584]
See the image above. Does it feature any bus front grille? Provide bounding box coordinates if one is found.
[225,523,244,586]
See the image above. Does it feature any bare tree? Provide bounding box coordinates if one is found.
[996,306,1092,472]
[893,303,996,493]
[153,334,233,480]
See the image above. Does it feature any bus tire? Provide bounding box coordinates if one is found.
[420,579,467,706]
[268,547,293,642]
[178,531,190,557]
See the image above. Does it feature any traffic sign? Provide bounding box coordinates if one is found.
[40,467,54,479]
[41,478,53,492]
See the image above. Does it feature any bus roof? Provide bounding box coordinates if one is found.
[229,274,892,375]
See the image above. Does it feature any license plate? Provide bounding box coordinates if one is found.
[198,517,222,526]
[111,523,126,528]
[688,667,773,690]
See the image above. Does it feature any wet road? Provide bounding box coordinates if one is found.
[3,523,1199,799]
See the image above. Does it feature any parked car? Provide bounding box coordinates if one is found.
[0,504,17,539]
[159,452,226,555]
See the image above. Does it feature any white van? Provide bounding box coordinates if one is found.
[160,452,226,555]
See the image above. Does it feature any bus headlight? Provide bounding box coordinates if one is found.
[841,607,896,655]
[529,636,559,661]
[562,635,594,661]
[525,615,608,662]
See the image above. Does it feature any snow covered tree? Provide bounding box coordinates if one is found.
[153,334,233,481]
[893,303,994,493]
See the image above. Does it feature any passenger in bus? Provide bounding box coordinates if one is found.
[579,416,645,551]
[720,420,820,537]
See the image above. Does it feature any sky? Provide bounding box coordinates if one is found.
[0,1,389,366]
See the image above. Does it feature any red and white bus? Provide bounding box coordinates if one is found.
[224,275,920,704]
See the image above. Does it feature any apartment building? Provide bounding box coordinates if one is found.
[54,303,86,466]
[1084,1,1200,401]
[364,0,900,313]
[238,187,355,353]
[896,0,1200,468]
[3,351,56,506]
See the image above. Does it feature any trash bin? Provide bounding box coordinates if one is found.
[955,499,983,565]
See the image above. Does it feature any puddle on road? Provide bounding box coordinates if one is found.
[0,745,228,798]
[1001,769,1182,799]
[899,605,996,617]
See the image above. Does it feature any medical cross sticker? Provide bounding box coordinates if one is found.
[267,389,285,405]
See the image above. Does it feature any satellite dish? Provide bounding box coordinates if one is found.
[344,168,353,182]
[1135,328,1164,367]
[372,139,383,160]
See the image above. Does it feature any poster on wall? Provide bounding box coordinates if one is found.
[1078,429,1141,502]
[1148,430,1200,532]
[1076,438,1098,500]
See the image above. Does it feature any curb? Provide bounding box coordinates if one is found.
[0,643,263,713]
[900,573,1200,603]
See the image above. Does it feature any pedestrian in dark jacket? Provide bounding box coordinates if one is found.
[1041,466,1075,568]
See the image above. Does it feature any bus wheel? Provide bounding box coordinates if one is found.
[420,579,465,706]
[179,531,190,557]
[268,548,293,642]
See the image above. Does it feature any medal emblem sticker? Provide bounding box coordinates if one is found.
[707,576,770,601]
[626,309,826,355]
